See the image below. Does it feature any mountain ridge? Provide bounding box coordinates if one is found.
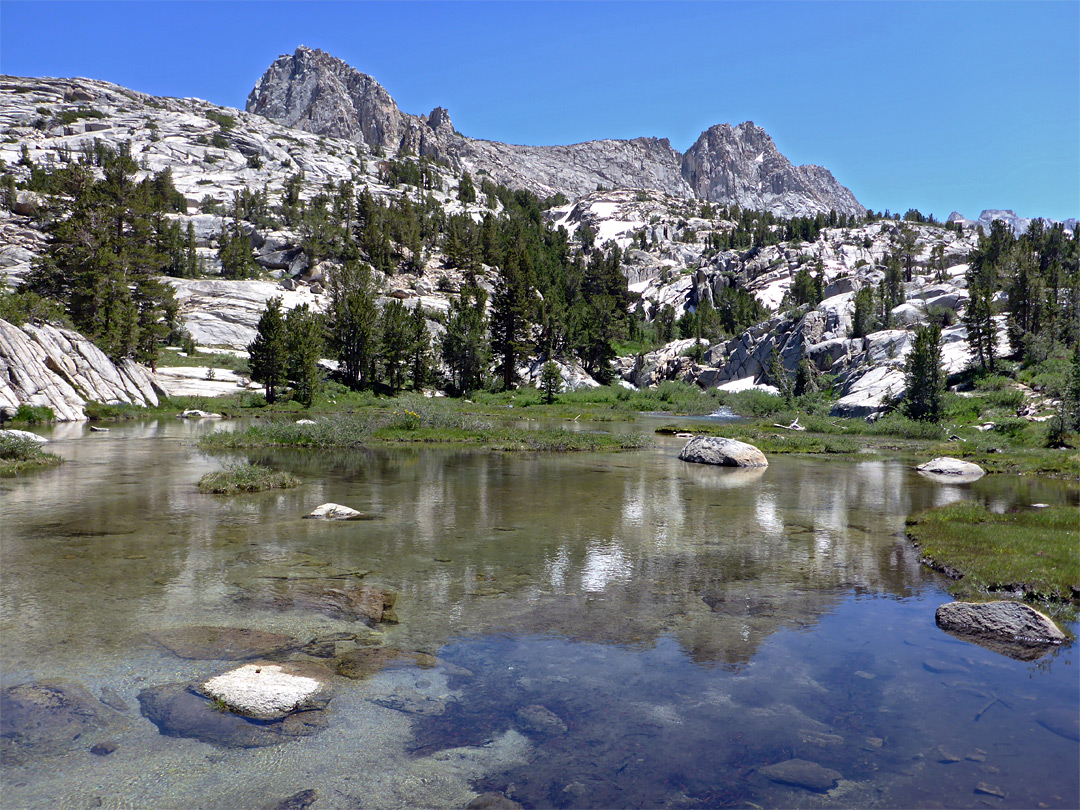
[246,46,865,218]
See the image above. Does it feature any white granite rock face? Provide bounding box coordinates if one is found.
[247,47,861,216]
[0,318,161,421]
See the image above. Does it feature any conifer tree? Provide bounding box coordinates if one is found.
[284,303,323,407]
[325,262,379,389]
[378,299,412,391]
[904,322,945,422]
[441,284,488,395]
[248,297,287,403]
[407,305,432,391]
[490,245,535,389]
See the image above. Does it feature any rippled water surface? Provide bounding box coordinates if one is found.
[1,419,1077,809]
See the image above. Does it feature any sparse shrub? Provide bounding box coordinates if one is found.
[197,462,299,494]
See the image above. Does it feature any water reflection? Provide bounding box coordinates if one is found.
[1,420,1077,809]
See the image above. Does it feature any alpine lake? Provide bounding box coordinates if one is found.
[1,415,1077,810]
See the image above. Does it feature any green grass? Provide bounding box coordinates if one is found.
[197,462,300,494]
[157,349,250,374]
[199,403,651,453]
[906,502,1080,607]
[0,432,63,476]
[10,404,55,424]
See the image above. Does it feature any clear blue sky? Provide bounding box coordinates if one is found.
[2,1,1077,220]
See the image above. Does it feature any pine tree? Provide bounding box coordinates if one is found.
[904,322,945,422]
[490,245,534,390]
[851,285,878,339]
[248,297,287,404]
[284,303,323,407]
[325,262,379,389]
[441,284,488,395]
[457,171,476,204]
[540,360,562,404]
[378,299,412,392]
[407,304,432,391]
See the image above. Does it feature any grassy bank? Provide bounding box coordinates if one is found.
[197,462,300,494]
[199,402,651,453]
[906,503,1080,610]
[0,432,63,476]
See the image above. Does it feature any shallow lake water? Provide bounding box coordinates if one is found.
[1,418,1077,809]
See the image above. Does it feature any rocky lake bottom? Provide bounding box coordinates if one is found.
[1,419,1077,809]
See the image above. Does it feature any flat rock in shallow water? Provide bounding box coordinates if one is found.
[137,683,328,748]
[0,681,127,765]
[240,580,397,625]
[200,662,328,720]
[151,626,302,660]
[334,647,438,679]
[758,758,841,792]
[304,502,365,520]
[1034,708,1080,741]
[678,436,768,468]
[514,704,568,736]
[271,790,318,810]
[935,601,1064,660]
[916,456,985,480]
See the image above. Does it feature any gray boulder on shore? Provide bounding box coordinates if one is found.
[679,435,768,468]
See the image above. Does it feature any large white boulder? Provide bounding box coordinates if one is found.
[679,436,768,468]
[305,502,364,520]
[916,457,984,480]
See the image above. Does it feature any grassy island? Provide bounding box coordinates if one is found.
[198,403,651,454]
[906,502,1080,608]
[0,432,63,476]
[197,462,300,494]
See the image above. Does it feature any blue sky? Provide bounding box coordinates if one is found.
[2,1,1077,220]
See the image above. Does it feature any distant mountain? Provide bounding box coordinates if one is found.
[246,46,865,218]
[947,209,1077,236]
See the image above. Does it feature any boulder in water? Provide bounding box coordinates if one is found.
[678,435,768,468]
[916,457,985,481]
[199,662,328,720]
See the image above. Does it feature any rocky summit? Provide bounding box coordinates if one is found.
[0,58,1068,423]
[247,46,863,217]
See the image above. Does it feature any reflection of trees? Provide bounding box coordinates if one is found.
[11,429,1070,677]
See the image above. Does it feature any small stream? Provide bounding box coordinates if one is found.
[1,418,1077,809]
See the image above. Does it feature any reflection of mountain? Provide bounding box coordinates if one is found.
[9,426,1059,674]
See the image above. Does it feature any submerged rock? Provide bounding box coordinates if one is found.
[935,601,1065,661]
[1,681,127,765]
[151,626,303,661]
[200,662,328,720]
[758,758,841,792]
[514,704,568,736]
[1034,708,1080,742]
[305,502,365,520]
[271,790,318,810]
[466,793,524,810]
[137,682,329,749]
[241,580,397,625]
[370,690,447,716]
[334,647,437,680]
[916,457,985,480]
[678,436,768,468]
